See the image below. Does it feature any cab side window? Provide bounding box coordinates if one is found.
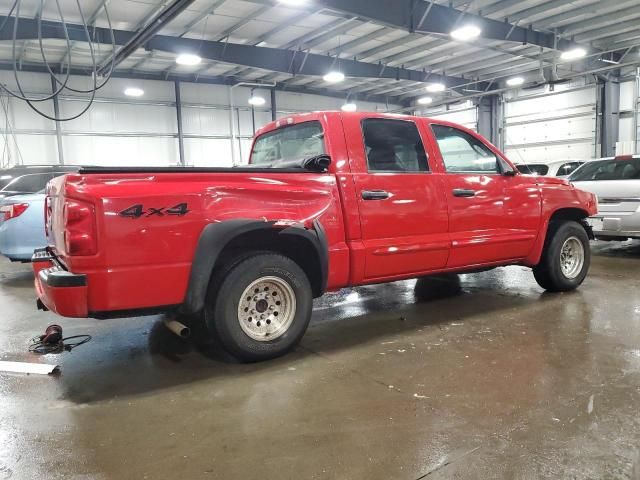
[362,119,429,173]
[431,124,499,173]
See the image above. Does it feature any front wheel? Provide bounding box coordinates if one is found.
[533,221,590,292]
[206,253,313,362]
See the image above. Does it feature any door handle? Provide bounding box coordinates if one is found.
[362,190,390,200]
[452,188,476,198]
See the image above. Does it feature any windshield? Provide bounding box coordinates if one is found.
[251,121,325,166]
[569,158,640,182]
[516,164,549,176]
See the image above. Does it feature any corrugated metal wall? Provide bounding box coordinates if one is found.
[0,71,395,168]
[503,83,598,164]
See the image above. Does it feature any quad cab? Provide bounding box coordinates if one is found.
[33,112,597,361]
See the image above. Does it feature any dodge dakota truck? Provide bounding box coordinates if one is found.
[33,112,597,361]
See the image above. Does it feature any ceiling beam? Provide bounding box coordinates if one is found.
[97,0,197,75]
[3,16,482,88]
[312,0,585,52]
[0,61,405,106]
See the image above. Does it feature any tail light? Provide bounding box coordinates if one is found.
[44,196,51,236]
[63,200,97,256]
[0,203,29,221]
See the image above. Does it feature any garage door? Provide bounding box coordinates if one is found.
[503,85,597,164]
[617,79,639,155]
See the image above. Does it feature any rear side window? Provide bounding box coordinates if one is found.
[431,124,499,173]
[0,174,13,189]
[1,173,52,193]
[361,119,429,172]
[570,158,640,181]
[251,121,325,166]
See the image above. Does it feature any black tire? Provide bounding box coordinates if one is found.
[533,220,590,292]
[205,253,312,362]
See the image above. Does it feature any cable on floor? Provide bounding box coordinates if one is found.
[28,324,92,354]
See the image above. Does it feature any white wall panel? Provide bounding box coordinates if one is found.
[182,106,231,136]
[240,139,253,164]
[619,81,636,112]
[184,138,233,167]
[60,102,177,134]
[62,136,178,166]
[8,134,59,165]
[420,103,477,131]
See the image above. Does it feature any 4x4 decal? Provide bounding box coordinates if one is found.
[119,203,189,218]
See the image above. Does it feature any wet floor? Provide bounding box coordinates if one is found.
[1,242,640,479]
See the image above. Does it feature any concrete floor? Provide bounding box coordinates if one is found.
[1,243,640,480]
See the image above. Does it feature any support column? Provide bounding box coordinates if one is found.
[50,77,64,165]
[601,78,620,158]
[174,80,185,166]
[477,95,501,146]
[270,89,277,122]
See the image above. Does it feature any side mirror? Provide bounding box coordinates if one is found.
[502,169,517,177]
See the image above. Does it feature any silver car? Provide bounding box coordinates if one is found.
[0,193,46,261]
[570,155,640,241]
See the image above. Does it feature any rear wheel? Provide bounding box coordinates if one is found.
[206,253,312,362]
[533,221,590,292]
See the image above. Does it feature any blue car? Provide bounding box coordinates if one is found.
[0,166,79,261]
[0,193,47,262]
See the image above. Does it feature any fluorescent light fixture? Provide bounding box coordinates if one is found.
[560,48,587,61]
[278,0,307,5]
[417,96,433,105]
[175,53,202,66]
[599,58,619,65]
[248,95,266,106]
[341,102,357,112]
[506,76,524,86]
[450,25,481,42]
[124,87,144,97]
[426,83,446,93]
[323,71,345,83]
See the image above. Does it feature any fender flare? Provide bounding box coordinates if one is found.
[180,219,328,315]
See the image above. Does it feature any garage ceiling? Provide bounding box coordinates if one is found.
[1,0,640,106]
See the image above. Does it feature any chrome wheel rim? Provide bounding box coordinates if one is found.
[560,236,585,279]
[237,276,296,342]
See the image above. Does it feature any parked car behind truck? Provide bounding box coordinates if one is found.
[33,112,597,362]
[0,194,47,262]
[515,160,586,177]
[0,166,79,261]
[570,155,640,241]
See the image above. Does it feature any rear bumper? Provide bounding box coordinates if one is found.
[32,248,89,318]
[587,212,640,239]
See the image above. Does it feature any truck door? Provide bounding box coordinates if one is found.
[342,115,450,282]
[428,123,540,268]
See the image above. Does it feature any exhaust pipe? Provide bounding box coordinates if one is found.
[163,317,191,339]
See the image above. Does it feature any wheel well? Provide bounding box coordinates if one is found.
[216,229,324,297]
[549,208,594,239]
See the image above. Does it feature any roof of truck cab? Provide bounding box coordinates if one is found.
[255,111,466,138]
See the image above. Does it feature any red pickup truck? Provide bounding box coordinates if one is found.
[33,112,597,361]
